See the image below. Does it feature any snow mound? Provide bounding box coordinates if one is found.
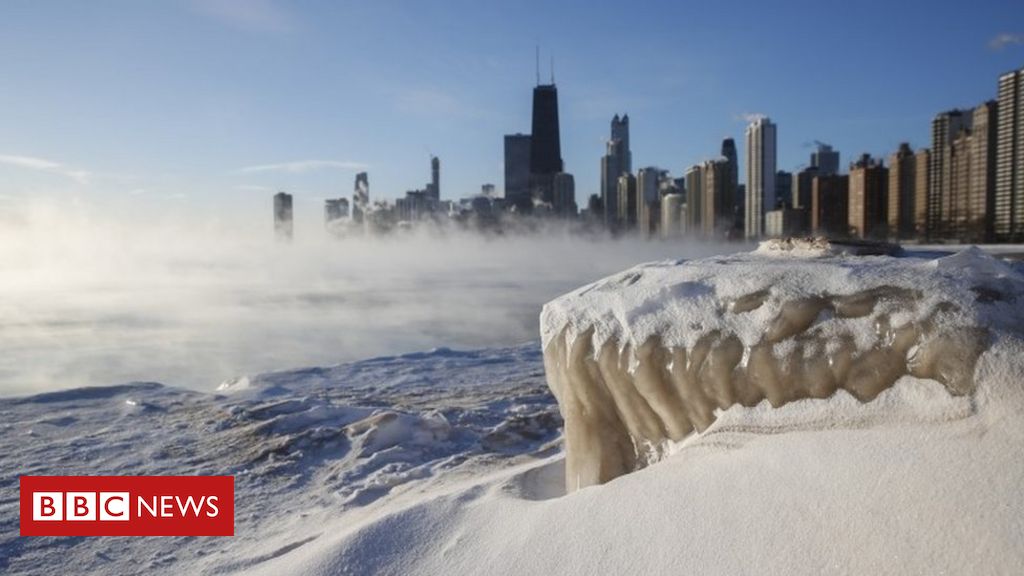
[541,247,1024,491]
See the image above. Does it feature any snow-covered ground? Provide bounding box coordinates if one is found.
[4,245,1024,575]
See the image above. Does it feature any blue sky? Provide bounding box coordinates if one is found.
[1,0,1023,218]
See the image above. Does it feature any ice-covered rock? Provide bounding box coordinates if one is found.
[541,245,1024,492]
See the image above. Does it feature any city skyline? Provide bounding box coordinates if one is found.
[1,1,1023,219]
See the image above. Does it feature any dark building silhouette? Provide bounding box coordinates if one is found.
[553,172,577,217]
[274,191,293,241]
[812,174,849,236]
[503,133,532,210]
[529,83,563,205]
[794,166,819,210]
[427,156,440,201]
[776,170,793,209]
[353,172,369,224]
[325,198,349,224]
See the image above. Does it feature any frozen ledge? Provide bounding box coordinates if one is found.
[541,245,1021,492]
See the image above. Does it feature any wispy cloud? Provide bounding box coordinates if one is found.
[236,160,368,174]
[0,154,92,184]
[734,112,768,123]
[989,33,1024,51]
[189,0,296,34]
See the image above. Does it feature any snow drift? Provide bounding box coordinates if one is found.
[541,242,1022,491]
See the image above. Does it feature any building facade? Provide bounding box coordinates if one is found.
[503,134,532,211]
[996,67,1024,241]
[848,154,889,239]
[888,143,916,240]
[745,116,778,238]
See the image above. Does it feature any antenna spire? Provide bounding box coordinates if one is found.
[535,46,540,86]
[550,54,555,84]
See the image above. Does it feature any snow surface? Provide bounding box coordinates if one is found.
[3,247,1024,575]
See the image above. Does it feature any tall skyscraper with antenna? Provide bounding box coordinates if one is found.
[529,51,563,206]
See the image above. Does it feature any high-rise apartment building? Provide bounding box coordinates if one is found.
[812,175,849,236]
[914,149,930,239]
[996,67,1024,241]
[745,116,777,238]
[848,154,889,239]
[888,143,916,239]
[929,109,972,239]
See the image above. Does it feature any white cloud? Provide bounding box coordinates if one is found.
[236,160,368,174]
[0,154,92,185]
[989,33,1024,51]
[189,0,295,34]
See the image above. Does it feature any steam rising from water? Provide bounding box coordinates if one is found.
[0,201,743,396]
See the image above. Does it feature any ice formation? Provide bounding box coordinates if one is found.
[541,244,1024,492]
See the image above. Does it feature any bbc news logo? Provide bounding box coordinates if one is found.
[20,476,234,536]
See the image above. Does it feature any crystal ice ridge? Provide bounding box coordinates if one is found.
[541,245,1023,492]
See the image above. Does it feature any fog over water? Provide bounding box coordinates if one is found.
[0,201,745,396]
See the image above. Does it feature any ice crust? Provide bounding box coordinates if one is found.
[541,246,1024,491]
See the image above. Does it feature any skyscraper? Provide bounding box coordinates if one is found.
[745,116,777,238]
[617,173,637,230]
[702,159,734,238]
[324,198,349,224]
[352,172,369,224]
[929,109,972,240]
[503,133,532,211]
[637,167,661,237]
[793,166,819,210]
[428,156,440,201]
[848,154,888,239]
[529,83,563,205]
[811,143,840,175]
[661,193,684,239]
[775,171,793,209]
[996,67,1024,241]
[273,191,293,241]
[812,175,849,236]
[968,101,998,242]
[914,149,930,239]
[888,143,916,240]
[612,114,631,171]
[684,164,704,234]
[552,172,577,217]
[601,114,631,229]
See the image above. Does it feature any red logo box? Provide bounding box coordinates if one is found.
[20,476,234,536]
